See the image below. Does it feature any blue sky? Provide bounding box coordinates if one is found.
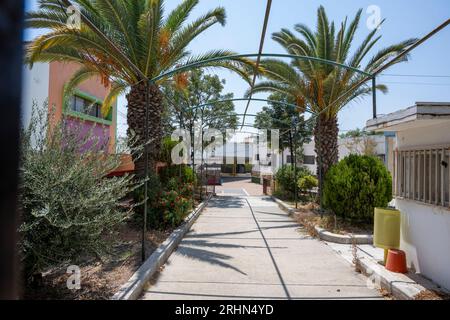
[24,0,450,137]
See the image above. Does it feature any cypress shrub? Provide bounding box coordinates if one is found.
[322,154,392,222]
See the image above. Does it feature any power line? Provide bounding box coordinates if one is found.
[382,81,450,86]
[380,73,450,78]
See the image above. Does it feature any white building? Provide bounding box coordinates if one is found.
[366,102,450,291]
[300,135,388,174]
[251,134,390,184]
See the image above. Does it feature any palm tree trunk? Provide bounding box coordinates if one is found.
[314,114,339,191]
[126,82,163,177]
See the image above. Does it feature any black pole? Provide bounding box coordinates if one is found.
[200,109,204,200]
[292,117,298,209]
[191,125,195,203]
[372,77,377,119]
[316,116,323,217]
[0,0,24,299]
[141,79,150,262]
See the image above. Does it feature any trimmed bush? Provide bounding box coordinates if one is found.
[298,175,318,193]
[322,154,392,222]
[275,164,311,196]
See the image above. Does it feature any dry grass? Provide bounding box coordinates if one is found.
[292,202,372,236]
[414,290,450,300]
[23,223,172,300]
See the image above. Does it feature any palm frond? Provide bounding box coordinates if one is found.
[63,66,101,108]
[164,0,199,34]
[101,80,128,116]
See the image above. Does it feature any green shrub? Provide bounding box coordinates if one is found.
[19,102,141,280]
[322,154,392,222]
[160,165,196,185]
[298,175,318,193]
[156,191,192,227]
[159,137,179,164]
[133,172,163,228]
[275,165,311,195]
[251,176,261,184]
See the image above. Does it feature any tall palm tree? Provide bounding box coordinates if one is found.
[26,0,253,175]
[248,6,417,188]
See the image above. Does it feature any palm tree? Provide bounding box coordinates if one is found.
[26,0,253,175]
[247,6,417,188]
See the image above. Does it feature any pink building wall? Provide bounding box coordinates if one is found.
[48,61,116,153]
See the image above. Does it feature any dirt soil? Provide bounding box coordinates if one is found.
[293,202,373,236]
[23,223,172,300]
[414,289,450,300]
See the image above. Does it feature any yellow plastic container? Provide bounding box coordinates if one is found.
[374,207,401,250]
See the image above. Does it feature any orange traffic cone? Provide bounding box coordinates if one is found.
[385,249,408,273]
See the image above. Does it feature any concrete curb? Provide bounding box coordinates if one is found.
[315,226,373,245]
[356,255,444,300]
[271,196,373,245]
[271,196,296,216]
[111,194,212,300]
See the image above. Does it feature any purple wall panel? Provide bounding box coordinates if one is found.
[64,116,110,152]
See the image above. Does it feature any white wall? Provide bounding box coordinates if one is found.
[21,62,49,128]
[396,121,450,149]
[396,199,450,291]
[302,135,387,174]
[394,121,450,291]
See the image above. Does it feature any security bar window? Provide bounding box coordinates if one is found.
[394,147,450,207]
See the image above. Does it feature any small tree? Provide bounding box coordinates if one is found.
[19,102,142,281]
[254,93,312,164]
[298,175,318,193]
[274,164,311,197]
[322,154,392,222]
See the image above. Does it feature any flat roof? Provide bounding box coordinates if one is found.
[365,102,450,132]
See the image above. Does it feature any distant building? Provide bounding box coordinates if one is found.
[300,134,390,174]
[252,134,391,181]
[366,101,450,291]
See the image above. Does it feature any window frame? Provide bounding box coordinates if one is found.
[64,89,113,126]
[394,145,450,208]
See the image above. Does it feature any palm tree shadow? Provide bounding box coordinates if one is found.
[175,236,289,276]
[207,197,246,209]
[182,239,287,249]
[176,245,247,275]
[185,223,301,239]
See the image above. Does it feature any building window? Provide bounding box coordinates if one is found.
[395,148,450,207]
[69,95,104,119]
[303,155,315,165]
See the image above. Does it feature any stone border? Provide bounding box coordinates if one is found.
[111,194,212,300]
[271,196,296,216]
[315,226,373,245]
[271,196,372,245]
[356,255,446,300]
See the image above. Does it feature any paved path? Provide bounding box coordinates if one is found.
[215,177,264,196]
[141,195,382,300]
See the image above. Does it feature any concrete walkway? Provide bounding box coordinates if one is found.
[141,195,383,300]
